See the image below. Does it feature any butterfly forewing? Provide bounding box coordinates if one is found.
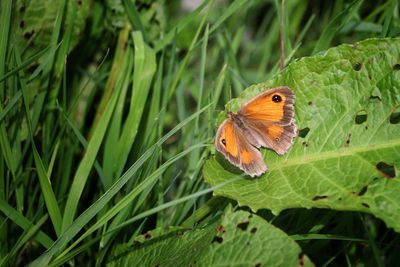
[238,87,297,154]
[239,87,295,126]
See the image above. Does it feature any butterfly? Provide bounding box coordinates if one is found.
[215,86,297,177]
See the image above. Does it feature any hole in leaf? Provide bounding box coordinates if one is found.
[355,110,367,124]
[19,20,25,28]
[390,112,400,124]
[19,5,25,12]
[393,64,400,70]
[369,95,382,102]
[298,127,310,138]
[212,236,223,244]
[312,195,328,201]
[353,62,362,71]
[255,263,261,267]
[250,227,257,234]
[376,162,396,178]
[24,30,35,40]
[77,0,82,5]
[362,203,370,208]
[308,101,313,105]
[237,221,249,231]
[302,141,308,147]
[358,185,368,196]
[345,133,351,147]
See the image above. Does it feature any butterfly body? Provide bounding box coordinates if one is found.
[215,87,297,177]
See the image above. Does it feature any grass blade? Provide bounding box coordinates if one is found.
[15,48,63,236]
[30,104,211,266]
[61,60,122,231]
[312,0,363,54]
[0,199,53,248]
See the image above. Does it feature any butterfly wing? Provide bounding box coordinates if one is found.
[239,87,297,155]
[241,120,297,155]
[215,119,267,177]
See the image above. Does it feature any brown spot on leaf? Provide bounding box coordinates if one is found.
[345,133,351,147]
[143,232,151,239]
[312,195,328,201]
[298,254,305,267]
[217,225,225,234]
[358,185,368,196]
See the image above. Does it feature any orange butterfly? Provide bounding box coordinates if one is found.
[215,87,297,177]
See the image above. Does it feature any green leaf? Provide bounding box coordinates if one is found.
[107,208,312,267]
[204,38,400,232]
[13,0,90,60]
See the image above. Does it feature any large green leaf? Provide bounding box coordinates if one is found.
[107,207,312,266]
[204,38,400,232]
[14,0,90,59]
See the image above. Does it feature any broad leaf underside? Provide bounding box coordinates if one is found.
[107,208,312,266]
[204,38,400,232]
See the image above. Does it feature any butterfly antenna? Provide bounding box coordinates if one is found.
[279,0,285,70]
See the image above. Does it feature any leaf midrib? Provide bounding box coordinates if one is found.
[269,138,400,171]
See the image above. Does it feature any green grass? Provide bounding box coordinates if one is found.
[0,0,399,266]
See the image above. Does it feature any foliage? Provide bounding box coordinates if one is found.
[108,206,314,267]
[0,0,399,266]
[205,38,400,231]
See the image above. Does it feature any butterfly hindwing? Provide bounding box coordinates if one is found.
[242,120,297,155]
[215,119,267,177]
